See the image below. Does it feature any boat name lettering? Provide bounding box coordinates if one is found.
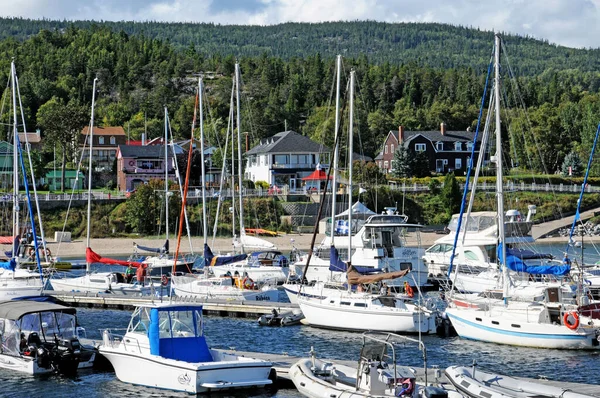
[401,249,417,256]
[255,295,271,301]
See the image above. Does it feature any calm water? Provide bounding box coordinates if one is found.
[14,242,599,397]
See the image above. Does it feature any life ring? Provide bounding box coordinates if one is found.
[161,275,169,286]
[563,311,580,330]
[129,160,135,166]
[243,277,254,290]
[404,281,414,298]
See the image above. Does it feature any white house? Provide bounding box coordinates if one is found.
[244,130,330,191]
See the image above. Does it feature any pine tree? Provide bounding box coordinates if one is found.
[561,151,583,177]
[392,144,412,178]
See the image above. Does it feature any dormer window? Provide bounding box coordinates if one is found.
[436,142,443,151]
[110,136,116,145]
[466,142,473,151]
[454,142,461,151]
[98,136,105,145]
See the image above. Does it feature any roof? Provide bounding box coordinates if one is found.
[391,130,480,144]
[118,144,173,158]
[0,141,13,154]
[81,126,126,136]
[45,170,84,178]
[0,300,75,320]
[18,131,41,144]
[245,131,330,155]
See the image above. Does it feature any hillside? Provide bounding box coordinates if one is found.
[0,18,599,75]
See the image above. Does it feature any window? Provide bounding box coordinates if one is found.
[415,143,426,152]
[464,250,479,260]
[436,142,443,151]
[98,136,105,145]
[110,136,116,145]
[454,142,461,151]
[390,144,394,153]
[385,145,388,154]
[443,159,448,165]
[466,142,473,151]
[274,154,289,164]
[383,161,388,169]
[455,158,462,170]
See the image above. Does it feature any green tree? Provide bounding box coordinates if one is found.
[440,172,461,216]
[37,97,88,191]
[561,151,583,177]
[392,145,411,178]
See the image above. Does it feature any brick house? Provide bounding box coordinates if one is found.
[80,126,127,171]
[378,123,481,175]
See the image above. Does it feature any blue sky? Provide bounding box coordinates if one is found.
[1,0,598,49]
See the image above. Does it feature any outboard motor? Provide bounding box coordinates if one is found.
[422,386,448,398]
[49,337,81,376]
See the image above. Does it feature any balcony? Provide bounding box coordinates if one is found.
[271,162,318,170]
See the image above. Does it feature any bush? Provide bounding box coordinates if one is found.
[255,180,269,189]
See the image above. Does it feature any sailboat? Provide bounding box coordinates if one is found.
[444,34,600,349]
[297,67,436,333]
[0,60,45,299]
[132,107,196,277]
[169,76,282,301]
[49,79,153,295]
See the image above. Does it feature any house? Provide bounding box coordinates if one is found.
[116,145,180,192]
[378,123,481,175]
[80,126,127,171]
[45,170,84,191]
[18,130,43,151]
[244,130,330,191]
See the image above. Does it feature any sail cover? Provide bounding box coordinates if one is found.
[346,265,410,285]
[135,239,169,254]
[86,247,144,267]
[3,236,19,258]
[498,244,570,276]
[204,244,247,267]
[0,259,15,271]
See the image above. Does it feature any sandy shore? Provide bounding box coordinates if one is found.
[20,231,586,259]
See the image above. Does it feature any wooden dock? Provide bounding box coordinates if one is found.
[48,291,298,317]
[226,350,600,396]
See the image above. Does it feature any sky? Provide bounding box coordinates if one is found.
[0,0,598,49]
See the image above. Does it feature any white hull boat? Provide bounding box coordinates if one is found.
[445,365,595,398]
[171,274,281,302]
[211,250,290,284]
[0,268,44,299]
[99,303,274,394]
[49,272,154,295]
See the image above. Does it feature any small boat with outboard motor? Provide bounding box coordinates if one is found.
[258,308,304,326]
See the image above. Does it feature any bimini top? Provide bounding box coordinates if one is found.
[0,300,76,320]
[364,214,422,228]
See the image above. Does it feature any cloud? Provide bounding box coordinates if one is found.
[0,0,598,48]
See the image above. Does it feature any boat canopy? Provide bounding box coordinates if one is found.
[498,244,570,276]
[0,300,75,320]
[147,305,213,362]
[347,265,410,285]
[135,239,169,254]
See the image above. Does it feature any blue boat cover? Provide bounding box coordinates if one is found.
[498,244,570,276]
[148,306,213,363]
[4,236,19,258]
[205,243,247,267]
[0,259,16,271]
[506,247,553,260]
[248,251,289,267]
[136,239,169,254]
[328,246,380,274]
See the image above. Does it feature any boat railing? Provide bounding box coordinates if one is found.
[102,328,143,353]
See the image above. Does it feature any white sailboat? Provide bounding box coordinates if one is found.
[0,60,45,299]
[298,67,436,334]
[49,79,153,295]
[444,34,600,350]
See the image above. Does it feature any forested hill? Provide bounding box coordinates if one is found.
[0,18,599,74]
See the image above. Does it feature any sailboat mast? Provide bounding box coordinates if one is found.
[199,78,208,243]
[85,78,98,272]
[330,55,342,245]
[235,63,245,251]
[231,81,236,239]
[164,106,169,241]
[11,61,19,249]
[347,70,355,265]
[493,34,508,301]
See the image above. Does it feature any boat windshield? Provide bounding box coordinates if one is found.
[158,309,202,338]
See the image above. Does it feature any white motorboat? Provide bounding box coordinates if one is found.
[0,299,95,375]
[171,272,281,302]
[298,267,436,333]
[99,303,275,394]
[445,365,595,398]
[49,270,154,295]
[290,332,462,398]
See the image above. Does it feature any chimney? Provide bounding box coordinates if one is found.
[398,125,404,142]
[440,122,446,136]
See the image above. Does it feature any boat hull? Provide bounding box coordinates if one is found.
[99,348,273,394]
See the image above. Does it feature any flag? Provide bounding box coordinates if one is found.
[359,187,367,194]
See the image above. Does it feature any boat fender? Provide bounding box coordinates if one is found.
[564,311,580,330]
[161,274,169,286]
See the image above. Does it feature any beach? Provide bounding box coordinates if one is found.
[26,230,583,259]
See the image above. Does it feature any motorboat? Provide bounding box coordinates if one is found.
[170,272,281,302]
[0,299,94,375]
[257,308,304,326]
[297,267,437,333]
[99,303,275,394]
[290,331,462,398]
[445,364,595,398]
